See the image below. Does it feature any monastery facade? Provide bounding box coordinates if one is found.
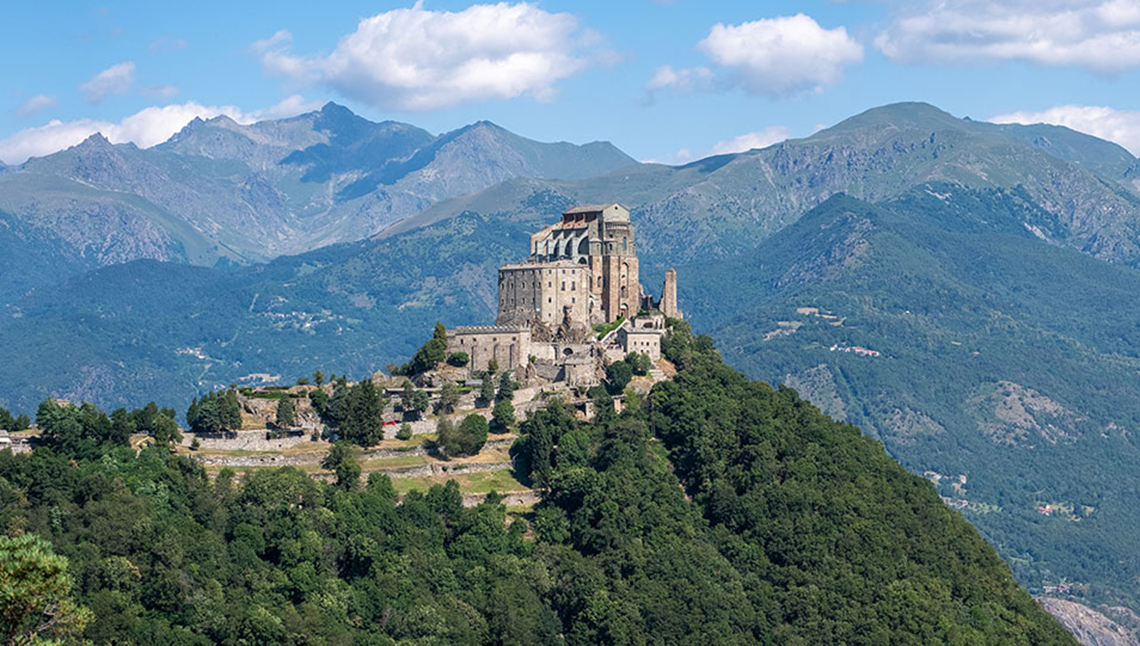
[448,203,679,385]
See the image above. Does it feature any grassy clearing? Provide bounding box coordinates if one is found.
[391,469,529,496]
[359,455,429,470]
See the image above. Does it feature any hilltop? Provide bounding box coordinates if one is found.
[0,322,1075,644]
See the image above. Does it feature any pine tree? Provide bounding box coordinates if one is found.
[321,442,361,490]
[411,389,430,419]
[496,370,515,402]
[275,397,295,428]
[492,399,515,431]
[438,381,460,414]
[479,373,496,405]
[221,390,243,431]
[344,380,385,446]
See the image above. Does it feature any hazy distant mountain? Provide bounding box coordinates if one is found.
[402,103,1140,271]
[0,102,635,303]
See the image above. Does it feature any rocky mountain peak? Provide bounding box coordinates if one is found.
[76,132,114,150]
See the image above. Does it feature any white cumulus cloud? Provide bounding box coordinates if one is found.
[253,3,596,111]
[0,95,320,165]
[709,127,792,155]
[647,14,863,100]
[990,104,1140,155]
[643,65,715,103]
[16,95,58,118]
[649,126,792,165]
[79,61,137,104]
[876,0,1140,73]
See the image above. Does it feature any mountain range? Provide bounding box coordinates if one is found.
[0,102,634,304]
[5,101,1140,623]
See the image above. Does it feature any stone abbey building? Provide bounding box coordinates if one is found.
[448,203,679,384]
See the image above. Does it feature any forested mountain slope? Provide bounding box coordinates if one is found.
[693,189,1140,612]
[0,328,1074,644]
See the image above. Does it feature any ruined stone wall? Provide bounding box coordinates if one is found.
[661,268,680,318]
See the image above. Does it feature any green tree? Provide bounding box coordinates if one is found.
[0,534,92,645]
[313,370,325,386]
[397,423,413,441]
[479,374,496,406]
[492,399,516,431]
[321,442,361,490]
[487,359,500,375]
[411,389,431,420]
[496,371,515,402]
[439,414,488,457]
[109,408,136,446]
[405,323,449,375]
[512,400,576,486]
[151,413,181,445]
[275,397,295,428]
[343,381,385,446]
[625,352,651,376]
[605,361,634,395]
[221,390,243,431]
[400,379,415,412]
[438,381,460,414]
[309,388,330,419]
[447,352,469,367]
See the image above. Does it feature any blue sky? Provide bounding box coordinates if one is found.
[4,0,1140,165]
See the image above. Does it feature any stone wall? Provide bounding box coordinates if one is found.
[497,261,590,327]
[180,430,312,451]
[447,325,531,375]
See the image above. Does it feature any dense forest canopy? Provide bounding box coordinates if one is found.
[0,325,1073,644]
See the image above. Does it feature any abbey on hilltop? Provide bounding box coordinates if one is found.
[447,203,680,385]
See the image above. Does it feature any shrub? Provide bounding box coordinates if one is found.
[439,414,488,457]
[397,423,413,441]
[447,352,470,367]
[625,352,652,376]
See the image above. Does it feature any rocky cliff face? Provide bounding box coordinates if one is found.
[1038,598,1138,646]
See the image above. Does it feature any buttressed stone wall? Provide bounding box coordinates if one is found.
[446,326,531,374]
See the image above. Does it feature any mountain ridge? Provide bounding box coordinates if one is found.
[0,102,636,305]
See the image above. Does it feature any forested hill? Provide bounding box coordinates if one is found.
[0,326,1073,644]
